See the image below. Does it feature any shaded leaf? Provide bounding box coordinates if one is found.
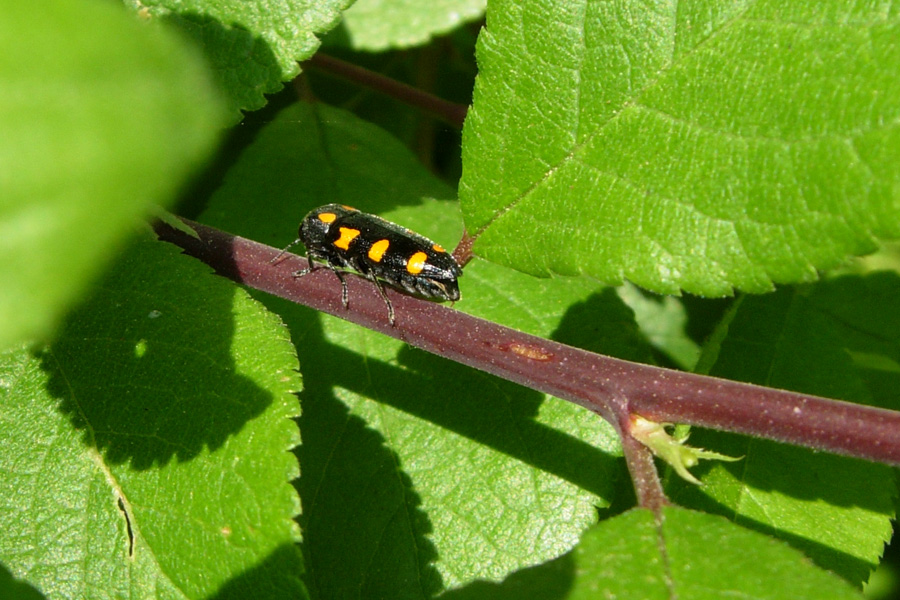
[670,278,898,584]
[808,272,900,412]
[0,563,45,600]
[617,283,701,369]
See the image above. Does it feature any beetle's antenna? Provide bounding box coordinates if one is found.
[270,238,303,265]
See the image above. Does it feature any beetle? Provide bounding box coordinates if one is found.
[272,204,462,325]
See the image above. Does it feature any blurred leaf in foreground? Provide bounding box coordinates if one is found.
[0,0,226,350]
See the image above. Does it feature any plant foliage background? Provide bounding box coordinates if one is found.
[1,0,899,599]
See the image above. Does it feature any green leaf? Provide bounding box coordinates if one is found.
[0,0,226,351]
[0,234,303,599]
[460,0,900,295]
[670,279,898,584]
[617,283,701,370]
[439,507,864,599]
[329,0,486,51]
[200,102,658,593]
[126,0,354,116]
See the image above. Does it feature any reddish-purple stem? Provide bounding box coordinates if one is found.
[618,413,670,513]
[154,219,900,505]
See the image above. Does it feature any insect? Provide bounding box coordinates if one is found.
[272,204,462,325]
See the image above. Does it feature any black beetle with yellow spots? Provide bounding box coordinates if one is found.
[273,204,462,325]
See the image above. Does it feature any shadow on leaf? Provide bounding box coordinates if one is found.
[438,551,575,600]
[0,562,46,600]
[280,299,443,599]
[37,234,272,469]
[208,543,308,600]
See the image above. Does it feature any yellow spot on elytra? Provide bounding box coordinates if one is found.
[318,212,337,224]
[433,244,445,253]
[334,227,360,250]
[407,251,428,275]
[369,239,390,262]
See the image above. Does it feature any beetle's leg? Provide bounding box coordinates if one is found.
[292,255,321,279]
[293,256,352,311]
[370,277,394,326]
[334,269,349,308]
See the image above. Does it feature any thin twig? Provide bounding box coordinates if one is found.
[304,53,469,129]
[451,229,476,266]
[618,409,670,511]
